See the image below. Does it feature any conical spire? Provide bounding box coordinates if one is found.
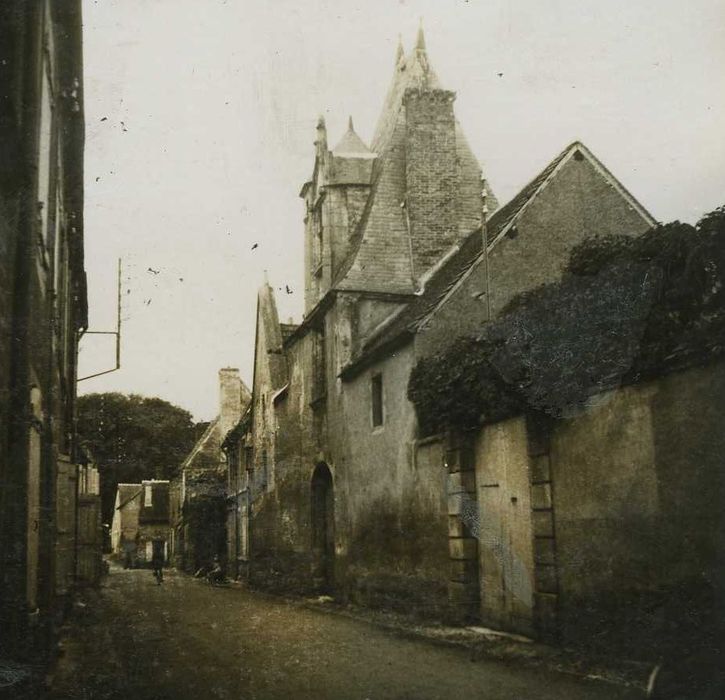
[416,19,426,52]
[396,35,405,65]
[332,116,373,157]
[370,26,440,150]
[315,115,328,155]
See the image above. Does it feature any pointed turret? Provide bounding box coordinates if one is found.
[315,115,328,158]
[396,35,405,66]
[332,116,374,158]
[371,27,440,150]
[416,19,426,53]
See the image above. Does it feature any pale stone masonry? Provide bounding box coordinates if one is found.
[222,27,659,636]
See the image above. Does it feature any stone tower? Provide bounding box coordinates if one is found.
[300,27,497,314]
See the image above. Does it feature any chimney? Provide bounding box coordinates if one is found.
[218,368,242,438]
[403,87,459,279]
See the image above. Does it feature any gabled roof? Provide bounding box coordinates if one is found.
[340,141,657,378]
[322,31,441,296]
[181,417,221,471]
[484,141,656,251]
[257,282,288,390]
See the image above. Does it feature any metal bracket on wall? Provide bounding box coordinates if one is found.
[77,258,122,382]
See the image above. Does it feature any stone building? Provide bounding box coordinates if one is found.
[55,449,102,595]
[76,457,103,586]
[111,480,171,567]
[171,369,250,572]
[236,27,656,622]
[405,212,725,656]
[0,1,88,662]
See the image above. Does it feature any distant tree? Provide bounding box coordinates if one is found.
[77,393,204,524]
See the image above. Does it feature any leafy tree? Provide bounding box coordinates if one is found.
[77,393,204,523]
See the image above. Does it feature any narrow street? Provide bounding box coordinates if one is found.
[48,564,641,700]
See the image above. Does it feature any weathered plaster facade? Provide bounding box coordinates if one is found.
[239,30,658,626]
[111,480,171,566]
[455,360,725,653]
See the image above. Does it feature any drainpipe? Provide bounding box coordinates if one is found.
[73,463,80,588]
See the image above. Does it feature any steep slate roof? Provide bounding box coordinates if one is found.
[331,27,494,296]
[341,141,656,377]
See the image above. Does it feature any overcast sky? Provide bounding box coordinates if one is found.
[78,0,725,421]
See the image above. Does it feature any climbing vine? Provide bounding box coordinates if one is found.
[408,207,725,435]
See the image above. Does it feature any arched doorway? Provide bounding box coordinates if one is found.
[311,463,334,592]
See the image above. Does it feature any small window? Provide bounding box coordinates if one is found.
[260,449,269,490]
[371,373,384,427]
[145,484,153,507]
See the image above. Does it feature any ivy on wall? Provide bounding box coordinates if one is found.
[408,207,725,435]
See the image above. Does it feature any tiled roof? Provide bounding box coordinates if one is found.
[330,32,444,295]
[334,117,416,294]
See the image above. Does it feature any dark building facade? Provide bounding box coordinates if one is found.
[0,1,89,662]
[171,369,250,573]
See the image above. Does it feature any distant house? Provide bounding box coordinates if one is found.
[111,480,170,567]
[170,369,250,572]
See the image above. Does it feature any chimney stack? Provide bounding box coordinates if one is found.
[218,368,242,438]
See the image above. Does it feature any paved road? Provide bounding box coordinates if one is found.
[49,564,641,700]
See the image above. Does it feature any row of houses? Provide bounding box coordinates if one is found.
[172,30,723,658]
[0,1,103,669]
[110,480,171,568]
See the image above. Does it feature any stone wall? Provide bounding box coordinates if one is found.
[462,361,725,654]
[333,343,450,618]
[551,361,725,653]
[248,301,451,618]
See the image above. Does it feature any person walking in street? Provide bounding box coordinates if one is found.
[151,540,165,585]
